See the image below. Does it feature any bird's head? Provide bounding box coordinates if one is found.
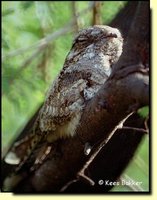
[71,25,123,64]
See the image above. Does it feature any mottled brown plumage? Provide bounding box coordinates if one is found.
[4,25,123,191]
[39,25,123,140]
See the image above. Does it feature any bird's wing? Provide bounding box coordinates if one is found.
[39,70,88,133]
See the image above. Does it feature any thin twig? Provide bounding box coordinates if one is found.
[77,173,95,186]
[120,126,148,134]
[60,179,78,192]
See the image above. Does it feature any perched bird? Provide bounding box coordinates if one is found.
[3,25,123,190]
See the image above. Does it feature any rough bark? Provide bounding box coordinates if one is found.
[1,1,150,193]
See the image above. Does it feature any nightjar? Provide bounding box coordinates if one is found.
[3,25,123,190]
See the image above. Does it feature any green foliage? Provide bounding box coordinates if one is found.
[2,1,149,192]
[138,106,149,118]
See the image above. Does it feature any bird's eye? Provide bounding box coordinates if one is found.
[108,33,118,38]
[77,37,87,42]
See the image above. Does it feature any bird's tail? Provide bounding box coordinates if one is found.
[4,127,43,173]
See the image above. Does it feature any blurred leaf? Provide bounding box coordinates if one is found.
[138,106,149,118]
[2,7,14,16]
